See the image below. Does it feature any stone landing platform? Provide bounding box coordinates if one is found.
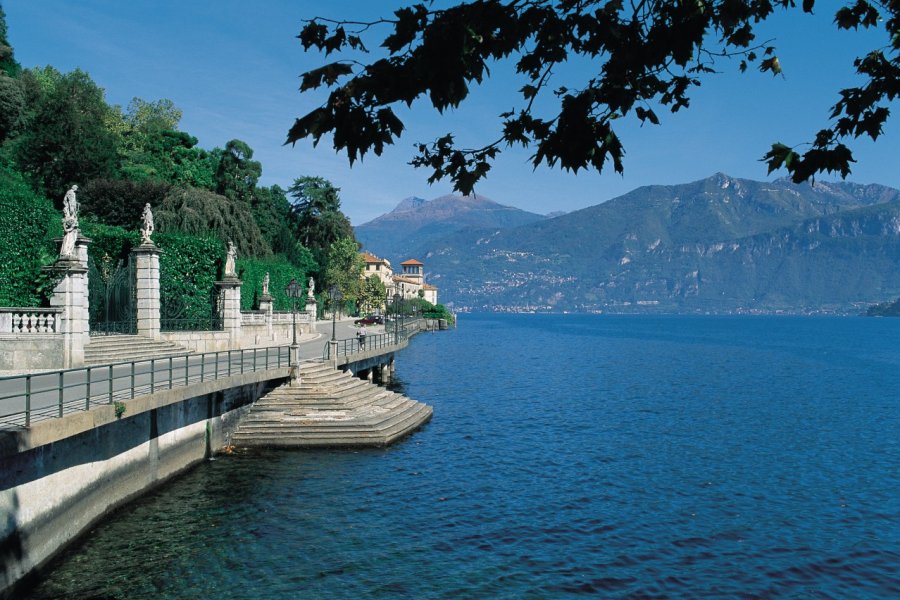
[230,361,432,447]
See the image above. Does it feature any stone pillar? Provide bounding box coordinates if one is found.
[216,277,242,348]
[43,240,90,368]
[259,294,273,340]
[132,243,162,339]
[305,294,317,319]
[328,339,338,368]
[74,236,91,345]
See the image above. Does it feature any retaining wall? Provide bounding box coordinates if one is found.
[0,369,288,597]
[0,337,65,372]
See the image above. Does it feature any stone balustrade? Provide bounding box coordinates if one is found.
[241,311,267,325]
[0,308,63,334]
[271,312,298,323]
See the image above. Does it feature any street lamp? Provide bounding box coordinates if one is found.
[393,292,401,342]
[285,278,303,384]
[285,279,303,346]
[329,285,343,342]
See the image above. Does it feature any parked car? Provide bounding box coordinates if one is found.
[354,315,384,326]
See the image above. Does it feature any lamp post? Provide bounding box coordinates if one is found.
[285,279,302,346]
[400,283,406,334]
[329,285,343,342]
[327,285,343,364]
[285,278,303,384]
[393,292,401,342]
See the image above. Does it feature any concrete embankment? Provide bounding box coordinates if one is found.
[0,370,286,598]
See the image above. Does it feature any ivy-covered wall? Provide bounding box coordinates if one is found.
[236,256,311,312]
[0,166,59,306]
[156,232,222,323]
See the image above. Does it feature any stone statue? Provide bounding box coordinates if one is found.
[59,216,78,258]
[140,203,154,245]
[59,185,79,259]
[308,276,315,299]
[225,241,237,277]
[63,184,79,225]
[262,271,270,296]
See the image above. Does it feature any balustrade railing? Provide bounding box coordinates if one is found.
[241,311,267,325]
[0,308,63,334]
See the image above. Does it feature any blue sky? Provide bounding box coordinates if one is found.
[5,1,899,224]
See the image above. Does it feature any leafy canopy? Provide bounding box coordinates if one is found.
[290,0,900,193]
[287,176,355,251]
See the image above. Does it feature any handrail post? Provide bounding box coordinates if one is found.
[151,359,155,393]
[185,355,189,386]
[130,362,135,399]
[25,375,31,427]
[228,350,232,377]
[58,372,63,418]
[201,353,206,382]
[169,357,173,389]
[108,365,113,404]
[86,367,91,411]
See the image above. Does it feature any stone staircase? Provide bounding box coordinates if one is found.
[84,334,193,366]
[231,361,432,448]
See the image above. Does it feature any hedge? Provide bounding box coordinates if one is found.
[0,166,59,306]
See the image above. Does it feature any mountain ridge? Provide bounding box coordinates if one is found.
[357,174,900,313]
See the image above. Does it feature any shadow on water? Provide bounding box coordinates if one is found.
[0,490,24,598]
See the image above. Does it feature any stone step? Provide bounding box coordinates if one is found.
[230,363,431,448]
[239,397,421,429]
[237,397,425,429]
[230,406,432,447]
[84,335,192,366]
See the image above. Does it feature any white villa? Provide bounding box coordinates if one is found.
[360,252,438,307]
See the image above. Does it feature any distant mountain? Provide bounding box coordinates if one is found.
[416,174,900,313]
[355,193,545,261]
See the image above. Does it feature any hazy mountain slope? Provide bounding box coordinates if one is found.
[355,193,545,260]
[419,174,900,313]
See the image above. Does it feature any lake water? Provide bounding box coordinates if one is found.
[23,314,900,598]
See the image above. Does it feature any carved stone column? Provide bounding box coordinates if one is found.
[132,243,162,339]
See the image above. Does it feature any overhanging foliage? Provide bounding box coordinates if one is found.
[291,0,899,193]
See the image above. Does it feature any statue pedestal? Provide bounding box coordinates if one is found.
[216,277,242,348]
[305,296,318,318]
[259,294,273,340]
[132,243,162,339]
[42,236,91,368]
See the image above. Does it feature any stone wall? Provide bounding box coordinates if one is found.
[0,336,65,372]
[160,331,232,354]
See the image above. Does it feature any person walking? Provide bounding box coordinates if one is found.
[357,324,367,350]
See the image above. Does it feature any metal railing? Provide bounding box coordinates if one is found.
[0,346,291,429]
[323,332,405,360]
